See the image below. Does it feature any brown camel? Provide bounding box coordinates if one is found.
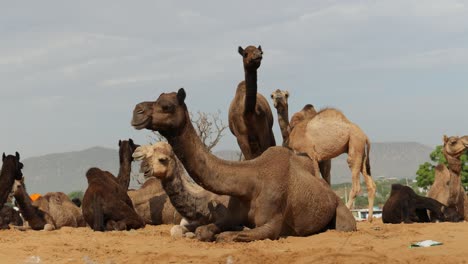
[82,167,145,231]
[0,152,23,209]
[270,90,332,185]
[12,179,86,231]
[228,45,276,160]
[133,143,243,241]
[287,107,376,221]
[428,135,468,221]
[132,88,356,242]
[0,205,23,229]
[116,138,140,190]
[382,184,460,224]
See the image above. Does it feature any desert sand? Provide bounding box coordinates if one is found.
[0,220,467,264]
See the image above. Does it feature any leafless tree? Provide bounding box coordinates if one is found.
[148,110,228,152]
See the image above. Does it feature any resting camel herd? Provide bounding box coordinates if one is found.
[0,45,466,243]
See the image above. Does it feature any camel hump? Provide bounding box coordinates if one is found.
[316,108,350,122]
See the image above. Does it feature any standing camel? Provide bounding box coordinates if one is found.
[132,88,356,242]
[270,90,332,184]
[229,45,276,160]
[287,106,376,221]
[428,135,468,221]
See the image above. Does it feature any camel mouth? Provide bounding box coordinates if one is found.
[131,118,151,130]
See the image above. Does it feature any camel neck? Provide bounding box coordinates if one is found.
[14,187,46,228]
[117,158,132,190]
[160,160,212,223]
[444,151,462,175]
[0,164,16,206]
[276,105,290,146]
[244,70,257,114]
[165,113,255,198]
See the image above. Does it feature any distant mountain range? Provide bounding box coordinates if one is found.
[20,142,433,194]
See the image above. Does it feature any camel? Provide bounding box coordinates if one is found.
[382,184,460,224]
[133,142,244,241]
[428,135,468,221]
[0,152,23,209]
[131,88,356,242]
[12,179,86,231]
[287,106,376,221]
[270,90,332,184]
[0,206,23,229]
[82,167,145,231]
[228,45,276,160]
[116,138,140,190]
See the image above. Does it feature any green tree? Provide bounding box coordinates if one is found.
[68,190,84,201]
[416,146,468,191]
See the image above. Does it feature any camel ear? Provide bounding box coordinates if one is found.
[118,140,122,147]
[177,88,186,104]
[270,93,274,99]
[129,138,134,145]
[2,153,5,162]
[238,46,245,57]
[443,135,449,144]
[285,91,289,98]
[258,45,262,53]
[15,152,20,160]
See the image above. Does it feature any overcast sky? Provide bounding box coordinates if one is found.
[1,1,467,159]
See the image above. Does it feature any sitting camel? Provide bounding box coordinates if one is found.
[270,90,331,184]
[132,88,356,242]
[229,45,276,160]
[428,135,468,221]
[82,167,145,231]
[382,184,459,224]
[133,142,244,241]
[12,179,86,230]
[286,104,376,221]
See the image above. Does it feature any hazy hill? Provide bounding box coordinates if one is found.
[20,142,433,194]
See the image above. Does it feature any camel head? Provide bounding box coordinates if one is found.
[131,88,188,138]
[288,104,317,132]
[2,152,23,181]
[132,142,176,180]
[443,135,468,158]
[270,89,289,109]
[119,138,140,163]
[238,45,263,71]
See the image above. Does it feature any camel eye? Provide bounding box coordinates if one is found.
[161,104,175,113]
[158,157,169,164]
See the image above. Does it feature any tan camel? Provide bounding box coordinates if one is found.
[228,45,276,160]
[132,88,356,242]
[287,107,376,221]
[428,135,468,221]
[270,91,332,184]
[12,180,86,231]
[133,143,243,241]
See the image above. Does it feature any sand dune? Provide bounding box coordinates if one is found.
[0,220,466,264]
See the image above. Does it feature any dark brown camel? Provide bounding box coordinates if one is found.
[12,179,86,230]
[132,88,356,242]
[0,152,23,209]
[382,184,460,224]
[428,135,468,221]
[133,143,243,241]
[0,206,23,229]
[116,139,140,190]
[228,45,276,160]
[82,167,145,231]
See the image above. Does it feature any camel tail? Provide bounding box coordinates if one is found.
[92,194,105,232]
[365,138,371,176]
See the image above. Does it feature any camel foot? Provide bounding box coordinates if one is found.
[215,231,238,243]
[185,232,196,239]
[195,224,219,242]
[43,224,55,231]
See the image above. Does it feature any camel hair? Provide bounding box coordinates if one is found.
[287,104,376,221]
[270,90,332,184]
[82,167,145,231]
[428,135,468,221]
[131,88,356,242]
[228,45,276,160]
[133,142,246,241]
[12,179,86,231]
[382,184,460,224]
[116,138,140,190]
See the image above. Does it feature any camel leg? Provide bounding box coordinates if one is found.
[319,160,332,185]
[345,154,362,210]
[361,159,376,222]
[216,215,283,242]
[236,135,253,160]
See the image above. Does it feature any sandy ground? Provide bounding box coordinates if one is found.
[0,220,467,264]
